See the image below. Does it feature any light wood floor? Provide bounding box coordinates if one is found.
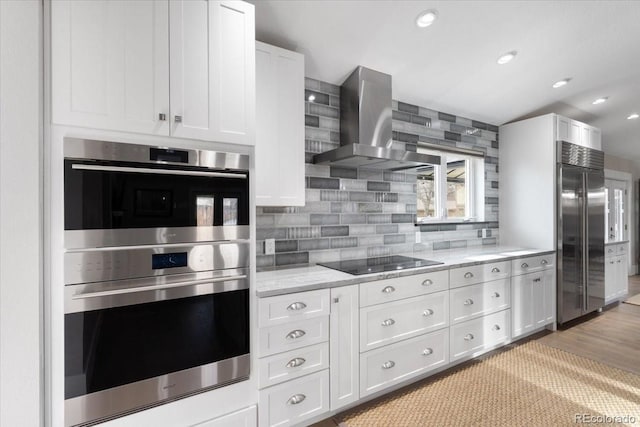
[312,275,640,427]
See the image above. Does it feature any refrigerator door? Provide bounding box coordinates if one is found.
[557,165,585,324]
[586,170,605,311]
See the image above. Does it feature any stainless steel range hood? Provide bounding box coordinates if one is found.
[313,66,441,171]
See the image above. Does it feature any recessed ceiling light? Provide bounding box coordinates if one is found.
[307,94,316,102]
[552,78,571,89]
[627,113,639,120]
[496,51,517,65]
[415,10,438,28]
[592,97,608,105]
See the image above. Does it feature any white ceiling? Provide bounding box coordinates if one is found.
[250,0,640,163]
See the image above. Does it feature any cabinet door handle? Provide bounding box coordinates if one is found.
[521,262,529,269]
[285,357,306,368]
[422,309,434,316]
[541,259,548,265]
[174,115,183,123]
[381,286,396,293]
[464,272,474,279]
[464,299,474,306]
[333,297,340,303]
[285,329,306,340]
[608,249,614,253]
[491,267,500,273]
[533,278,541,283]
[381,318,396,327]
[287,394,306,405]
[492,292,500,298]
[381,360,395,369]
[464,333,474,341]
[286,302,307,311]
[158,113,166,121]
[617,260,622,263]
[422,348,433,356]
[492,324,501,331]
[422,278,433,286]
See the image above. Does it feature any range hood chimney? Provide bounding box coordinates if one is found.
[313,66,440,171]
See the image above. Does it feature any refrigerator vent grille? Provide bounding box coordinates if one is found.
[558,141,604,170]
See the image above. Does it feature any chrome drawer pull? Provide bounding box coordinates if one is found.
[422,278,433,286]
[608,249,614,253]
[618,260,622,263]
[464,299,474,306]
[381,361,395,369]
[381,318,396,327]
[492,292,500,298]
[286,302,307,311]
[287,394,306,405]
[533,278,541,283]
[492,325,501,331]
[285,357,306,368]
[464,272,474,279]
[381,286,396,294]
[491,267,500,273]
[464,334,474,341]
[285,330,306,340]
[422,309,434,316]
[541,259,548,265]
[423,348,433,356]
[521,262,529,269]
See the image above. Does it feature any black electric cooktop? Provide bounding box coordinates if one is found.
[318,255,444,275]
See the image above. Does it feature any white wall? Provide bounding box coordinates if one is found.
[0,1,43,427]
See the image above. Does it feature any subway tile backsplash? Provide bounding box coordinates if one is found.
[256,77,500,268]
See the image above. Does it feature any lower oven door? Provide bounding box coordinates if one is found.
[64,269,250,427]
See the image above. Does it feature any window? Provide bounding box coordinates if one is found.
[416,150,485,223]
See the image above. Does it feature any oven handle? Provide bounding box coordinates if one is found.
[71,163,247,179]
[72,274,248,300]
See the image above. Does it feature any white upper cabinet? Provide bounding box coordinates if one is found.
[52,0,170,135]
[52,0,255,146]
[555,115,601,150]
[170,0,255,144]
[255,42,305,206]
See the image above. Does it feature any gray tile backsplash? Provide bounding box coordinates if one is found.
[256,77,500,268]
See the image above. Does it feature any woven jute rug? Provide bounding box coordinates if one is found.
[624,293,640,306]
[338,341,640,426]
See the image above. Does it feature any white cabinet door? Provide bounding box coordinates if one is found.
[542,267,555,325]
[193,406,256,427]
[170,0,255,144]
[590,127,602,150]
[570,120,582,145]
[52,0,170,135]
[329,285,359,410]
[605,255,616,301]
[511,274,534,338]
[255,42,305,206]
[557,115,570,142]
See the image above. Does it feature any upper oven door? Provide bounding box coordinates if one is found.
[64,160,249,249]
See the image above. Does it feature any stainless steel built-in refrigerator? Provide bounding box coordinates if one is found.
[557,141,606,325]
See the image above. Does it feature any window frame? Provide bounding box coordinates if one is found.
[416,150,484,224]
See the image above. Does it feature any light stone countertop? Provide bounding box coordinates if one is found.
[256,246,555,297]
[605,240,629,246]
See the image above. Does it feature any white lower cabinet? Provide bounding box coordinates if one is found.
[605,243,628,304]
[360,328,449,397]
[511,255,555,340]
[360,291,448,352]
[450,309,511,362]
[259,343,329,389]
[259,370,329,427]
[449,279,510,324]
[329,285,360,410]
[259,316,329,357]
[194,406,256,427]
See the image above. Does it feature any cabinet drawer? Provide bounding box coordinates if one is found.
[450,279,510,324]
[259,317,329,357]
[606,246,616,258]
[360,291,448,352]
[258,289,330,327]
[450,261,510,288]
[194,406,256,427]
[511,254,554,276]
[259,370,329,427]
[359,270,449,307]
[618,244,627,255]
[360,328,448,397]
[450,309,510,361]
[259,343,329,389]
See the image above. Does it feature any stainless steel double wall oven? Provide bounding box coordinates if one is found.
[63,138,251,426]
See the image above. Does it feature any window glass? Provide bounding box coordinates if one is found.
[417,165,437,219]
[446,159,467,218]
